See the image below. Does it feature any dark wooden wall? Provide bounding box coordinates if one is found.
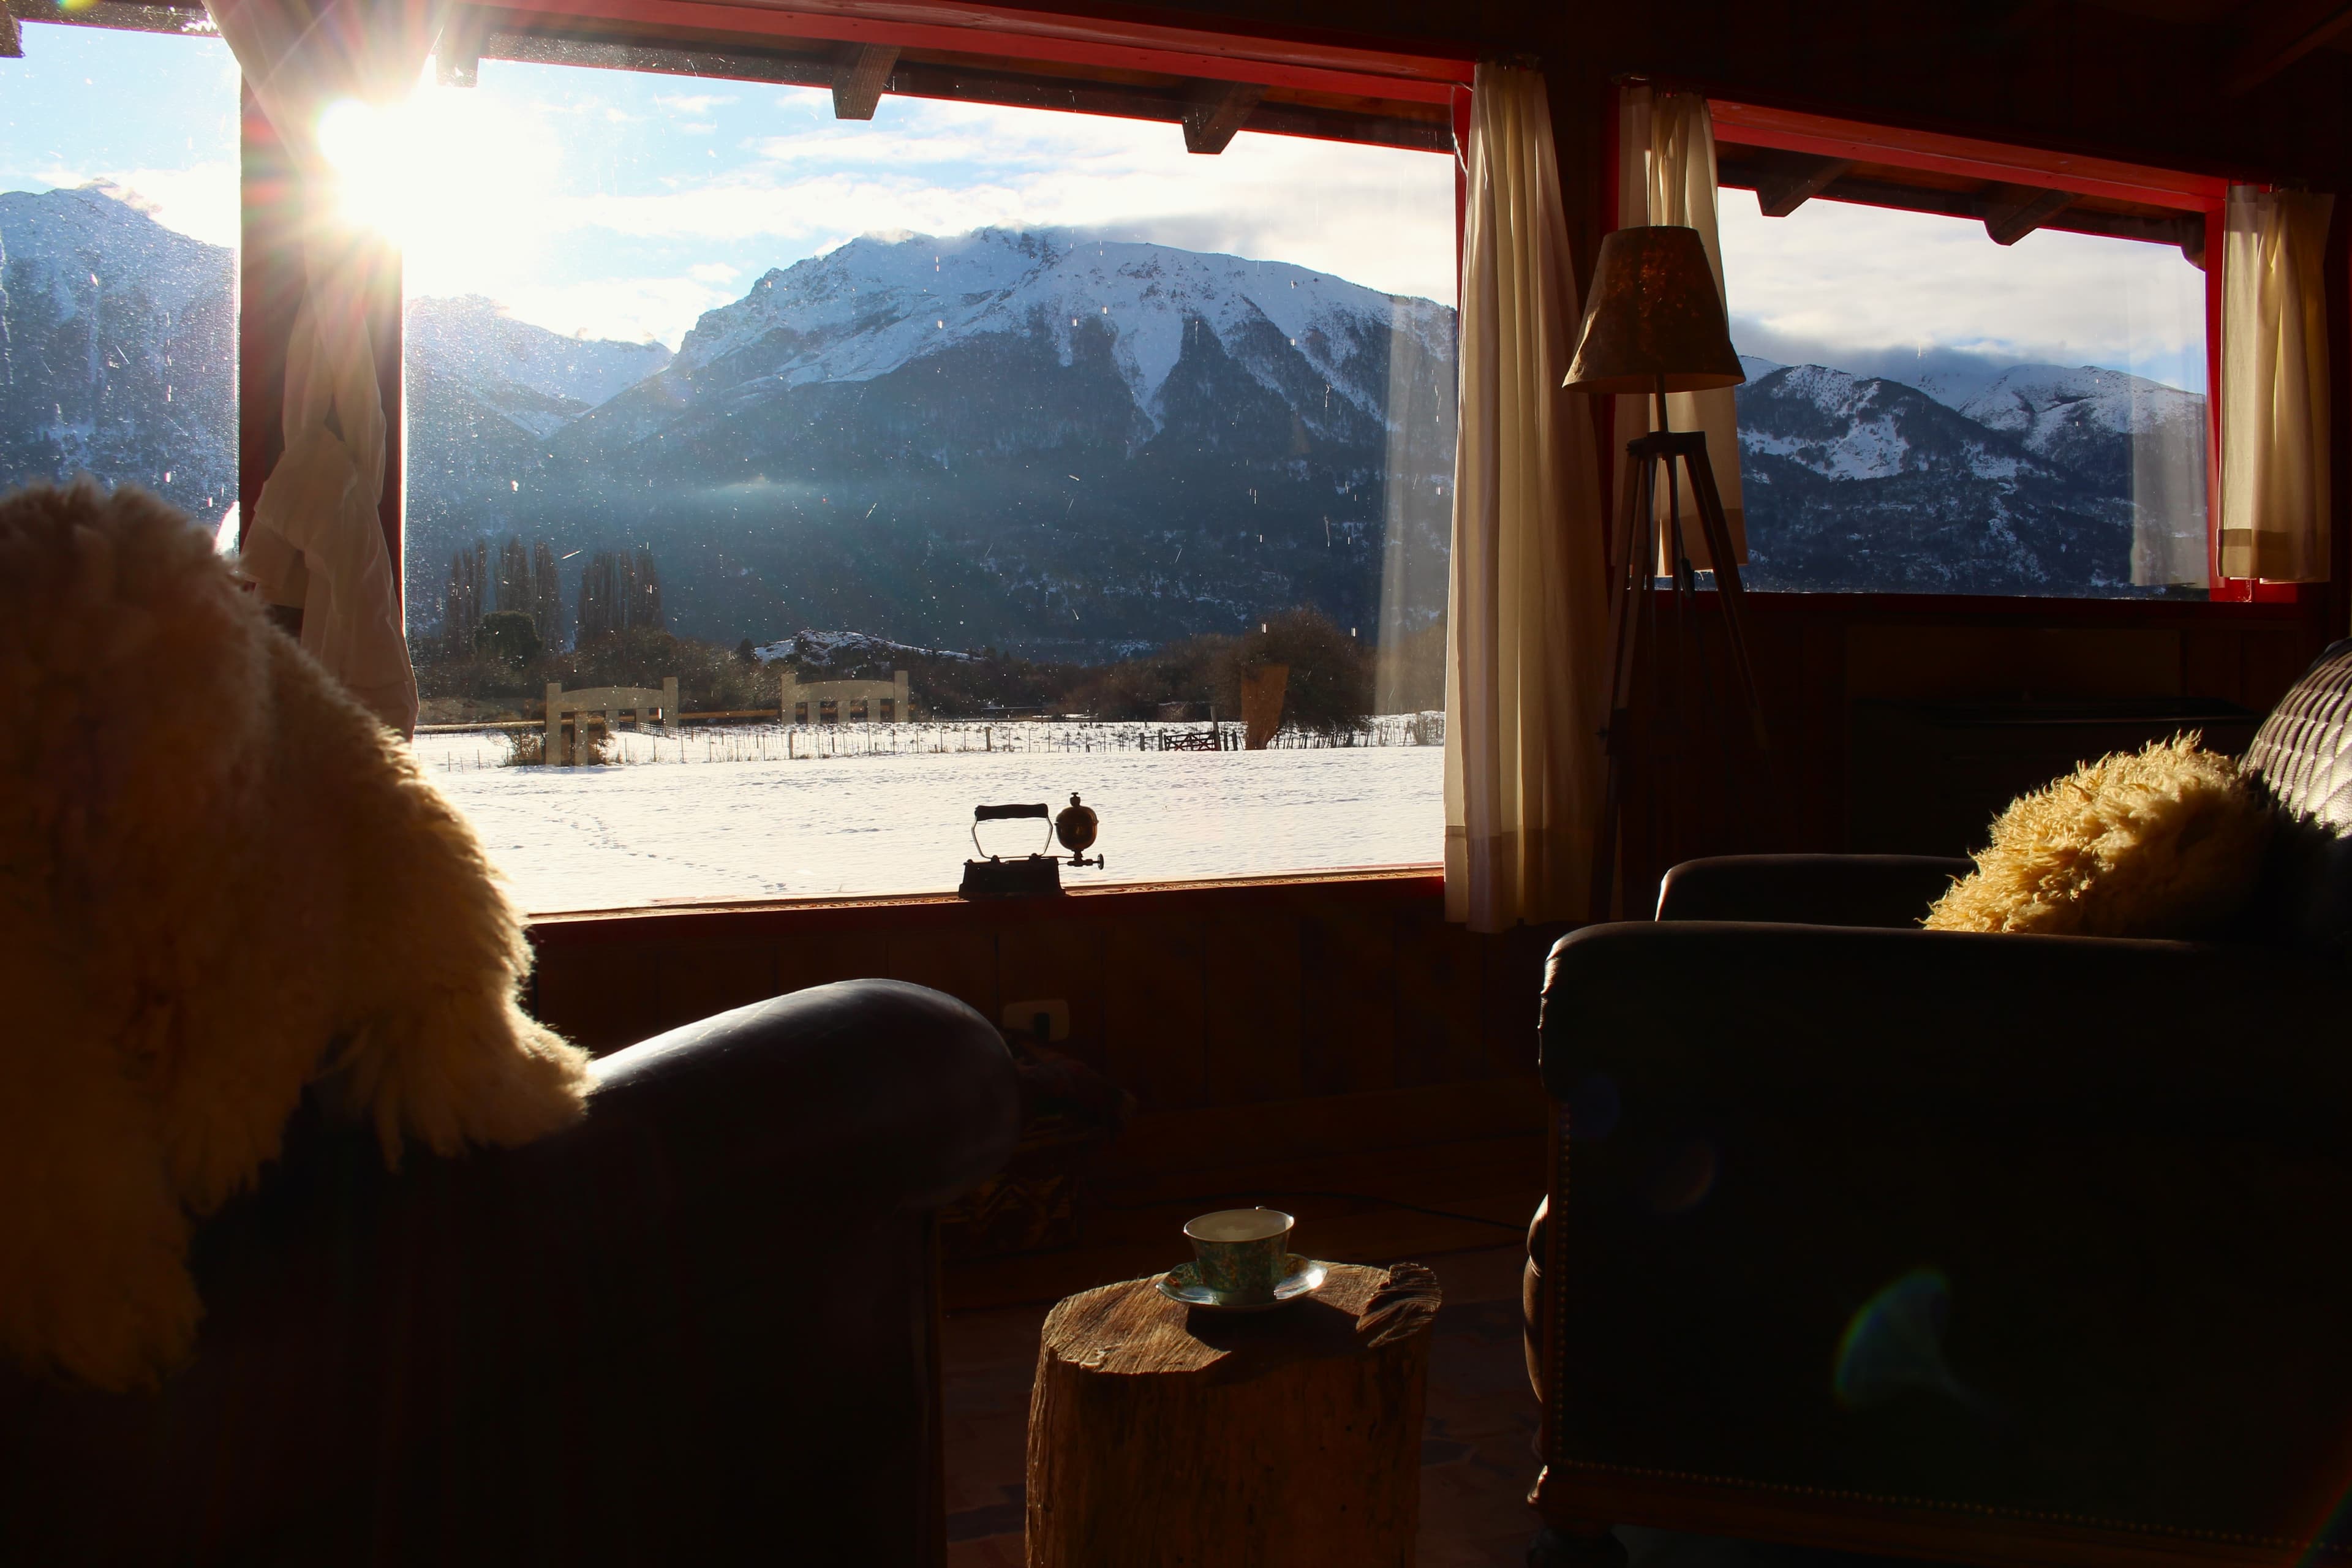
[530,873,1561,1261]
[533,872,1553,1086]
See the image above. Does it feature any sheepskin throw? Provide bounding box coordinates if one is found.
[1924,733,2275,938]
[0,481,592,1393]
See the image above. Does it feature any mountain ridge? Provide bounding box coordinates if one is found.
[0,187,2217,647]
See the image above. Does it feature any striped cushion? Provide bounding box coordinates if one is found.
[2244,639,2352,826]
[2242,638,2352,946]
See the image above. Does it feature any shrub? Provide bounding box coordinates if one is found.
[477,609,543,668]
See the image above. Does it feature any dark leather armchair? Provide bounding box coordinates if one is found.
[0,979,1021,1567]
[1524,644,2352,1568]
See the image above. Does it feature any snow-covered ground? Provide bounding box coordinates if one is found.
[413,724,1445,912]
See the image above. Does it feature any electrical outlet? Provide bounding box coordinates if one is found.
[1002,998,1070,1043]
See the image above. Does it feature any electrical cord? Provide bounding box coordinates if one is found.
[1099,1189,1528,1234]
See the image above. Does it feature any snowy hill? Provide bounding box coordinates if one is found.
[1739,364,2032,482]
[407,296,671,438]
[0,185,237,523]
[1735,361,2206,595]
[1958,363,2206,481]
[752,628,975,666]
[0,184,228,318]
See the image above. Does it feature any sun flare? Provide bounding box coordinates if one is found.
[317,88,560,284]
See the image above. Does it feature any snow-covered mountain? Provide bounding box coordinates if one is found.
[407,296,671,438]
[1736,361,2207,595]
[0,186,2215,633]
[658,227,1450,439]
[0,185,237,524]
[409,227,1461,658]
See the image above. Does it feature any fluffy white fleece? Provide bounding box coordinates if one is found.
[0,480,592,1392]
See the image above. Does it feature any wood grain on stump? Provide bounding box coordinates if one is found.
[1025,1262,1442,1567]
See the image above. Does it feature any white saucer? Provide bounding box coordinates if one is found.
[1155,1254,1329,1313]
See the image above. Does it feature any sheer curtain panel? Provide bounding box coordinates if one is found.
[1615,86,1747,570]
[1443,64,1610,933]
[2218,184,2335,586]
[205,0,441,734]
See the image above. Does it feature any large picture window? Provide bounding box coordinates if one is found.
[1714,111,2215,599]
[0,17,239,534]
[386,48,1459,911]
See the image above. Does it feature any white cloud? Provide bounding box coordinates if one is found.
[489,273,740,347]
[654,93,736,115]
[1719,198,2207,391]
[404,82,1454,346]
[553,100,1457,307]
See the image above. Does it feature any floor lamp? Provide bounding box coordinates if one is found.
[1562,225,1770,924]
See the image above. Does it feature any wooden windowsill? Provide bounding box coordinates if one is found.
[526,863,1447,946]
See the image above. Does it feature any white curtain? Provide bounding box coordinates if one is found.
[1443,64,1610,933]
[205,0,441,736]
[2219,184,2335,585]
[1616,86,1747,571]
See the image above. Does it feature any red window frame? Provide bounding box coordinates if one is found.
[1700,97,2292,605]
[242,0,1473,598]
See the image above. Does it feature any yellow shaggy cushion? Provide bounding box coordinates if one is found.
[1924,734,2275,938]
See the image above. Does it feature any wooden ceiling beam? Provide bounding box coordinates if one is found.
[1182,79,1263,153]
[1983,183,2079,245]
[1755,153,1854,217]
[832,42,898,119]
[435,4,494,85]
[2222,0,2352,95]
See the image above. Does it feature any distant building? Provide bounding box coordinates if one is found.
[783,668,911,724]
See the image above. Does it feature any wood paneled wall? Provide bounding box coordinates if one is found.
[1589,590,2326,916]
[530,872,1564,1161]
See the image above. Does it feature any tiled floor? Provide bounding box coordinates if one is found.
[941,1243,1544,1567]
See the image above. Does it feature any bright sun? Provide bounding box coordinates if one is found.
[317,88,560,284]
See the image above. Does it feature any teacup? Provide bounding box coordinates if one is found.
[1183,1208,1294,1304]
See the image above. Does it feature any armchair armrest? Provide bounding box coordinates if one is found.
[1540,921,2347,1125]
[540,978,1020,1220]
[1654,854,1973,927]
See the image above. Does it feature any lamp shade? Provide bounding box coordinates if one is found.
[1563,225,1746,395]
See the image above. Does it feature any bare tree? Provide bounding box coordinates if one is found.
[629,546,665,632]
[531,538,563,649]
[576,551,622,646]
[443,540,487,658]
[576,546,665,646]
[496,537,531,616]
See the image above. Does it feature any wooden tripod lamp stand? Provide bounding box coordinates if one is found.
[1562,225,1770,924]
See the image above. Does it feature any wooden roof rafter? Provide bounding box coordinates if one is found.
[1717,147,2210,264]
[435,0,1460,152]
[1709,94,2224,267]
[4,0,215,40]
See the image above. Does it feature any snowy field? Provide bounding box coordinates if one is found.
[413,722,1446,912]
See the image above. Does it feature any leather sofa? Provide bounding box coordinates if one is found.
[0,979,1021,1567]
[1524,642,2352,1568]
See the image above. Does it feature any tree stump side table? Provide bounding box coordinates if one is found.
[1025,1262,1442,1567]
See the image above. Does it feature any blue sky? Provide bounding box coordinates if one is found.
[2,21,2206,393]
